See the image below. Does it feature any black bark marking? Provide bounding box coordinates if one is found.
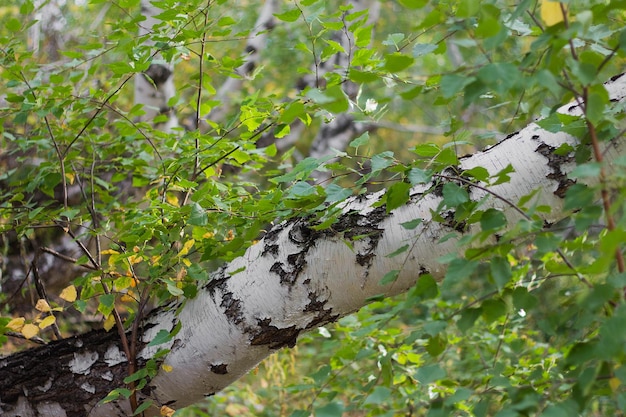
[304,292,339,329]
[261,224,285,257]
[531,135,540,140]
[535,142,575,198]
[143,63,172,87]
[220,289,244,325]
[442,211,467,233]
[249,318,300,349]
[209,363,228,375]
[268,220,322,286]
[333,206,386,271]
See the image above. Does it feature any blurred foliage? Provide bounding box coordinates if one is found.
[1,0,626,416]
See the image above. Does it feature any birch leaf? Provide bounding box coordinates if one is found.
[103,314,116,331]
[35,299,51,312]
[60,285,77,302]
[39,315,56,329]
[540,0,565,26]
[21,323,39,339]
[6,317,25,331]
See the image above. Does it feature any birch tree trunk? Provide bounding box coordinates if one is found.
[1,74,625,417]
[206,0,279,125]
[134,0,179,131]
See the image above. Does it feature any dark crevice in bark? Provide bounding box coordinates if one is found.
[535,142,576,198]
[0,329,139,417]
[249,318,299,349]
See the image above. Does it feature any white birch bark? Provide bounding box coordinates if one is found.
[134,0,179,131]
[1,74,625,417]
[29,0,66,61]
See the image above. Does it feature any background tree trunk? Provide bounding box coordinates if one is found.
[2,74,625,417]
[134,0,179,131]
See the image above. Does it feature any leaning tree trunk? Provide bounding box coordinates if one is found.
[1,74,625,417]
[134,0,179,131]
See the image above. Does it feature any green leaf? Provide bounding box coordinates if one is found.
[457,307,481,333]
[279,101,306,124]
[99,388,132,404]
[426,334,447,356]
[324,184,352,203]
[401,218,422,230]
[398,0,427,8]
[98,294,116,317]
[274,9,300,22]
[564,183,594,211]
[387,245,409,258]
[305,86,349,113]
[480,208,506,231]
[481,299,507,323]
[385,181,411,212]
[490,256,512,290]
[511,287,538,311]
[363,386,392,404]
[379,269,400,285]
[7,18,21,32]
[188,202,208,226]
[383,53,414,72]
[412,143,440,157]
[440,74,474,98]
[444,258,479,289]
[370,151,395,172]
[408,167,432,184]
[289,181,316,197]
[585,91,606,125]
[349,131,370,149]
[442,183,469,207]
[133,400,153,416]
[413,43,437,57]
[413,274,439,300]
[315,402,344,417]
[569,162,601,179]
[166,280,184,296]
[383,33,405,47]
[147,329,173,347]
[415,364,446,384]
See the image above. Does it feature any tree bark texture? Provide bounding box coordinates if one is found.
[1,74,625,416]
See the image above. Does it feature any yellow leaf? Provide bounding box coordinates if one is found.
[60,285,77,302]
[103,314,116,331]
[121,294,135,303]
[35,299,51,312]
[21,323,39,339]
[101,249,119,255]
[160,405,175,416]
[128,254,143,265]
[7,317,25,331]
[178,239,195,257]
[610,377,621,392]
[182,258,191,267]
[166,192,179,207]
[39,315,56,329]
[540,0,566,27]
[161,364,173,373]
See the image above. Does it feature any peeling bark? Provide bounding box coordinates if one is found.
[1,74,625,416]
